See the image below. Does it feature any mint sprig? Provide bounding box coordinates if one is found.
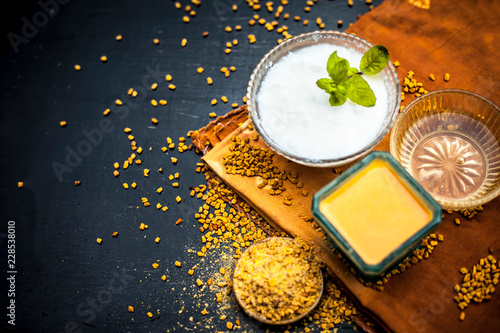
[316,45,390,107]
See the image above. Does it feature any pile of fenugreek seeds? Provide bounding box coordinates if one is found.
[453,253,498,321]
[233,237,323,324]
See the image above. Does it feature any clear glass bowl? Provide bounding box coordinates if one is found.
[312,151,442,278]
[390,89,500,210]
[246,31,401,167]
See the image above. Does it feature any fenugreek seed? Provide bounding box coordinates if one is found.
[166,74,172,81]
[444,73,450,82]
[232,103,238,108]
[221,96,228,103]
[211,99,217,106]
[100,55,107,62]
[175,261,181,267]
[225,48,231,54]
[197,67,204,74]
[159,99,167,105]
[147,312,153,318]
[429,73,435,81]
[183,16,190,23]
[128,305,134,312]
[151,99,158,107]
[459,312,465,321]
[113,170,119,177]
[202,31,209,38]
[74,64,81,71]
[168,84,176,90]
[132,90,138,97]
[225,26,232,32]
[207,77,213,85]
[96,238,102,244]
[103,108,111,116]
[209,112,217,118]
[151,118,159,125]
[115,99,123,105]
[226,322,233,330]
[115,35,122,41]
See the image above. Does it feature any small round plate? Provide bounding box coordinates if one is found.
[232,237,324,325]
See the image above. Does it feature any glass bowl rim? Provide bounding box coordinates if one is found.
[246,30,401,168]
[389,88,500,210]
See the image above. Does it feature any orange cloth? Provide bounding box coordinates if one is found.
[192,1,500,332]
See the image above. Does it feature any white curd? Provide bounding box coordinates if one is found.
[256,43,391,161]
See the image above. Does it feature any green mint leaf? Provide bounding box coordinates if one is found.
[329,92,348,106]
[348,75,376,107]
[326,51,342,78]
[316,78,336,94]
[329,81,350,106]
[360,45,390,75]
[330,59,349,84]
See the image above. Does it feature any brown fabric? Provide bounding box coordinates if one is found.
[192,1,500,332]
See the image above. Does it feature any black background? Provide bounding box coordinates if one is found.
[0,0,382,332]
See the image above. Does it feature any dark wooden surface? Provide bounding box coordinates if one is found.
[0,1,383,332]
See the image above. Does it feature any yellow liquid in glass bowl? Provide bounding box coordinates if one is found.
[319,159,432,265]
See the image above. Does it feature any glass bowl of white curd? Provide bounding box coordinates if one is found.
[246,31,401,167]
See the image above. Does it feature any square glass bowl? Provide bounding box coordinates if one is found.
[312,151,442,278]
